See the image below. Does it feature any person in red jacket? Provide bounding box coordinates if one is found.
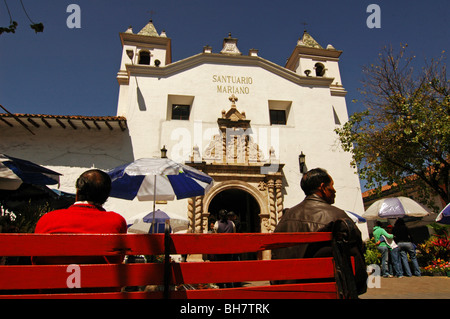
[34,169,127,264]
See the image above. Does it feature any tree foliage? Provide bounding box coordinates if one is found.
[336,45,449,208]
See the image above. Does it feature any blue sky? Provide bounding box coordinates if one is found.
[0,0,448,118]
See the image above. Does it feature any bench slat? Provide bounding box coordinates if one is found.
[0,232,353,299]
[167,233,332,254]
[0,258,334,290]
[170,282,338,299]
[0,263,164,290]
[0,291,164,299]
[170,258,335,285]
[0,283,337,299]
[0,234,165,256]
[0,233,331,256]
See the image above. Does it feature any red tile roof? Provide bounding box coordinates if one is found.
[0,113,128,133]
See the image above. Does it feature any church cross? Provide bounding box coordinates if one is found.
[229,94,238,105]
[301,22,308,32]
[147,10,156,20]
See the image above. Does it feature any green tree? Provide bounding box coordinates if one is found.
[336,45,449,208]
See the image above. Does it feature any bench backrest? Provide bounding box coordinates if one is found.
[0,231,355,299]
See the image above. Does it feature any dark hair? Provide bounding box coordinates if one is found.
[76,169,111,205]
[218,209,228,223]
[227,211,236,217]
[300,168,331,195]
[394,218,405,227]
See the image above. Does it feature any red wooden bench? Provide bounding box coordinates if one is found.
[0,230,358,299]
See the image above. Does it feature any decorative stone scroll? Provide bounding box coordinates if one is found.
[275,179,284,222]
[267,179,277,232]
[203,94,265,164]
[220,33,242,56]
[186,96,285,238]
[187,196,204,233]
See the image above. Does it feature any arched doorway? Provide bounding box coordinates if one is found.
[208,189,260,233]
[208,188,261,260]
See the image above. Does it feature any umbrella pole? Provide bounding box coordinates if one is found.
[152,175,156,234]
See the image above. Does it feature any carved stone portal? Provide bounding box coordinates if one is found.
[203,94,265,164]
[186,96,284,244]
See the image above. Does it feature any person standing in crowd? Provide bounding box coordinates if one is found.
[213,209,236,288]
[272,168,367,295]
[385,225,402,278]
[206,217,217,261]
[393,218,421,277]
[207,217,217,233]
[227,211,241,233]
[373,221,395,277]
[214,209,236,234]
[227,211,242,286]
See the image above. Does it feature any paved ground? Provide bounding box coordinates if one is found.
[360,275,450,299]
[243,276,450,299]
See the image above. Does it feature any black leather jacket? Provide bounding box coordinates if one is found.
[272,194,367,295]
[272,194,350,260]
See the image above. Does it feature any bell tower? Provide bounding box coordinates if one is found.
[116,20,172,116]
[285,30,344,89]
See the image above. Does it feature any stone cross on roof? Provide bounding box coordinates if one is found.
[229,94,238,106]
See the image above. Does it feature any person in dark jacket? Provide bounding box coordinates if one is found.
[393,218,421,276]
[272,168,367,295]
[213,209,236,288]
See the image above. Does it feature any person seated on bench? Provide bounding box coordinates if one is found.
[33,169,127,265]
[272,168,367,295]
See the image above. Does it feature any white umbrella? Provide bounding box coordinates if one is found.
[127,209,189,234]
[363,196,430,220]
[436,203,450,225]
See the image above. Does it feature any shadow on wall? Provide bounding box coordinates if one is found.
[137,87,147,111]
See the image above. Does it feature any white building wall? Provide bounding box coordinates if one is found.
[0,26,366,236]
[114,57,365,218]
[0,125,133,188]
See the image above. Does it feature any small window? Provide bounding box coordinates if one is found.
[171,104,190,120]
[269,109,286,125]
[138,51,150,65]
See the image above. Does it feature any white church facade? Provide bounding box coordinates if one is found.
[0,20,366,241]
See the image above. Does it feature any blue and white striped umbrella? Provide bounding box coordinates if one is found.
[0,154,61,190]
[436,203,450,225]
[345,211,367,223]
[107,158,213,201]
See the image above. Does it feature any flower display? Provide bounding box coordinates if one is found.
[422,259,450,275]
[417,225,450,276]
